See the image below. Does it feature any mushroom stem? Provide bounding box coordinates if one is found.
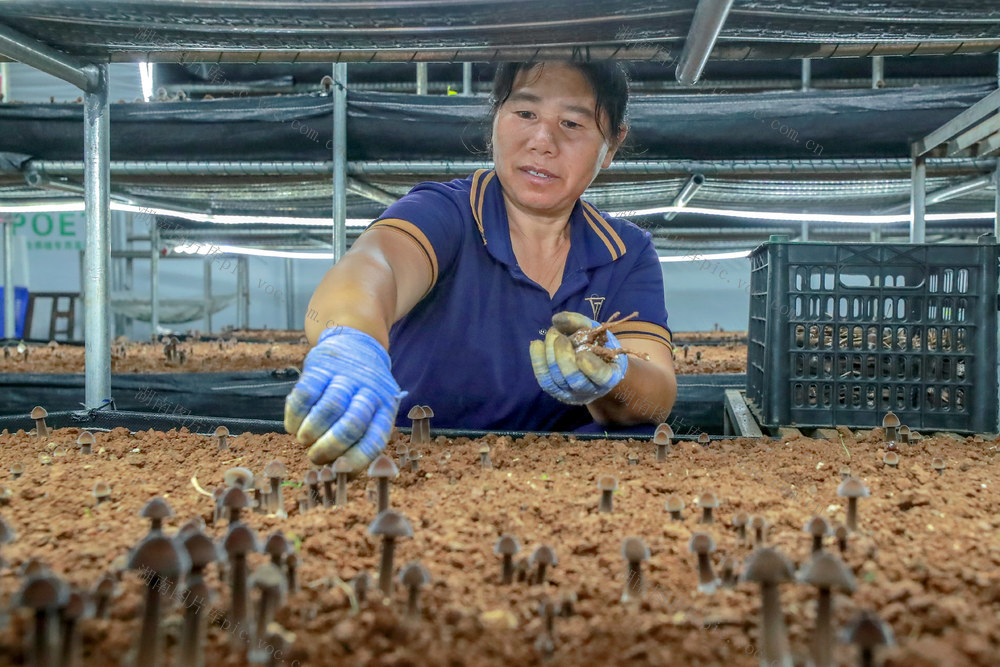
[138,579,164,667]
[861,648,874,667]
[377,478,390,513]
[322,478,334,508]
[598,490,613,513]
[737,525,747,543]
[814,587,834,667]
[535,562,548,585]
[501,555,514,585]
[656,443,668,461]
[378,538,396,596]
[335,473,348,506]
[406,584,421,616]
[269,478,282,514]
[846,498,858,531]
[622,561,642,601]
[759,583,793,667]
[230,555,249,645]
[180,590,205,667]
[255,587,278,650]
[701,507,713,524]
[32,608,57,667]
[59,614,79,667]
[697,554,718,594]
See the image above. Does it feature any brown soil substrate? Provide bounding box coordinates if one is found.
[0,425,997,666]
[1,337,748,375]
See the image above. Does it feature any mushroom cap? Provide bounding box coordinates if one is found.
[264,531,290,559]
[77,431,96,446]
[223,524,260,556]
[367,454,399,478]
[63,592,88,620]
[598,475,618,492]
[804,516,831,536]
[264,460,287,479]
[621,536,650,562]
[882,412,900,429]
[697,491,719,509]
[181,531,223,569]
[249,562,287,592]
[140,496,174,521]
[406,406,423,419]
[698,432,710,443]
[353,571,372,592]
[94,573,116,596]
[10,462,23,474]
[214,425,230,437]
[367,510,414,539]
[494,535,521,557]
[399,561,431,588]
[837,476,871,499]
[318,466,335,483]
[689,532,716,554]
[732,511,750,527]
[741,547,796,585]
[750,515,768,530]
[834,524,849,540]
[652,431,671,446]
[420,405,434,418]
[0,516,15,544]
[129,535,191,579]
[654,423,674,439]
[843,610,895,649]
[898,425,910,435]
[530,545,557,567]
[223,467,254,489]
[932,457,945,469]
[304,469,319,485]
[332,457,353,475]
[798,551,857,592]
[221,487,250,510]
[665,495,685,512]
[883,452,899,466]
[16,575,68,610]
[478,444,491,455]
[30,406,48,420]
[20,558,47,578]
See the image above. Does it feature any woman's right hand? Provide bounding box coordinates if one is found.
[284,326,404,472]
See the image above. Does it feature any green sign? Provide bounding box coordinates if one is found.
[9,211,84,251]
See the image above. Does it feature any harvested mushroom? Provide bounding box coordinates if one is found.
[264,531,290,569]
[367,455,399,513]
[897,425,910,444]
[883,451,899,469]
[92,482,111,505]
[10,462,23,479]
[665,494,685,521]
[319,466,335,508]
[248,563,287,662]
[804,516,831,554]
[399,561,431,617]
[494,535,521,585]
[799,551,856,667]
[223,524,259,644]
[697,491,719,524]
[129,535,191,667]
[837,477,870,531]
[844,610,895,667]
[253,476,270,514]
[140,497,174,534]
[530,545,557,585]
[221,487,250,525]
[333,457,352,505]
[626,452,639,466]
[214,425,230,451]
[741,547,796,667]
[407,405,428,445]
[750,515,768,545]
[881,412,899,443]
[304,470,321,508]
[367,510,414,596]
[479,444,492,470]
[621,537,650,602]
[834,524,849,553]
[407,451,422,472]
[732,511,750,543]
[932,457,945,476]
[653,423,673,461]
[30,406,50,439]
[689,532,719,594]
[16,573,69,667]
[264,460,287,516]
[698,432,710,446]
[598,476,618,513]
[76,431,95,455]
[223,467,254,490]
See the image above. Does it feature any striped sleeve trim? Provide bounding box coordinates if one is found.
[366,218,439,297]
[469,168,493,245]
[581,201,627,260]
[611,321,674,353]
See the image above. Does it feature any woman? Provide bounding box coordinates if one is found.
[286,61,677,470]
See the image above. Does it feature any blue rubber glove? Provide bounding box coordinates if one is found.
[284,326,404,471]
[529,311,628,405]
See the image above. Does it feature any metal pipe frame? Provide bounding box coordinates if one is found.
[910,152,927,243]
[800,59,811,92]
[203,257,213,334]
[284,257,295,330]
[995,166,1000,239]
[663,174,705,221]
[2,219,14,339]
[332,63,348,262]
[462,62,472,96]
[880,174,994,214]
[0,22,99,92]
[871,56,884,89]
[84,63,111,408]
[238,256,250,329]
[150,220,160,335]
[675,0,735,86]
[416,63,428,95]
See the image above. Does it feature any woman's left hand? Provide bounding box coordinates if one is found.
[529,311,628,405]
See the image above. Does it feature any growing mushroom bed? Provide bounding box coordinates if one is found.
[0,336,747,375]
[1,416,998,666]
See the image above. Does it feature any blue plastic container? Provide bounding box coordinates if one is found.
[0,286,29,338]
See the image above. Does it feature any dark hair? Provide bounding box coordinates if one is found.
[489,61,630,148]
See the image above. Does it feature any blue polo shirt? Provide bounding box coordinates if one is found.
[366,169,672,431]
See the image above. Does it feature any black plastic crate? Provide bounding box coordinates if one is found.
[746,236,999,433]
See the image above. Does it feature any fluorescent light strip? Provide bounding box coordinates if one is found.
[139,63,154,102]
[612,206,996,224]
[173,243,333,259]
[659,250,751,263]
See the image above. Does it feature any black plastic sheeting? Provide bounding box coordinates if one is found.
[0,84,992,162]
[0,372,744,436]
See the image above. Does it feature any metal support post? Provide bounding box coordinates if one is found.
[462,62,472,96]
[872,56,884,88]
[910,150,926,243]
[83,63,111,408]
[332,63,348,263]
[285,257,295,329]
[800,221,809,241]
[994,166,1000,239]
[416,63,428,95]
[150,221,160,335]
[203,257,213,334]
[2,219,14,339]
[238,256,250,329]
[125,213,134,338]
[800,59,811,92]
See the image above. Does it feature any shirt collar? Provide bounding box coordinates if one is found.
[470,169,627,270]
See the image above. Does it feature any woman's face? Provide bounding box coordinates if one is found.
[492,63,625,220]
